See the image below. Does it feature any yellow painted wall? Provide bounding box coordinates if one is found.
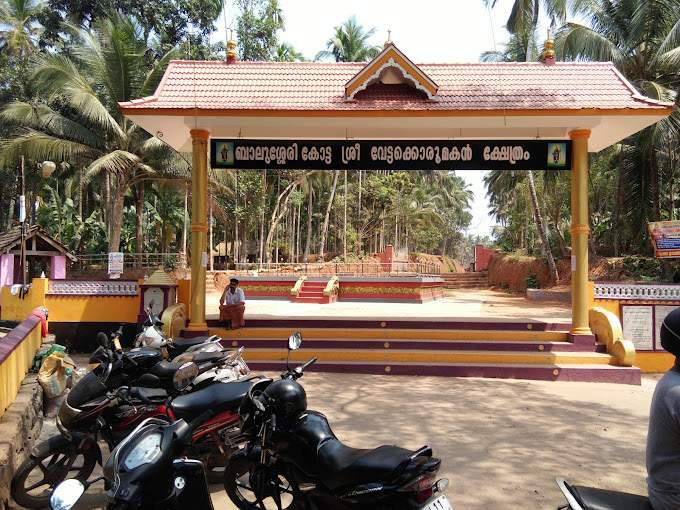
[177,279,191,321]
[594,297,678,373]
[1,277,140,323]
[45,295,139,322]
[0,278,48,321]
[0,319,42,419]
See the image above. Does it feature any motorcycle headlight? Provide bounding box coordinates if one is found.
[123,432,162,469]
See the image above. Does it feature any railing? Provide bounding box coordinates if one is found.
[69,253,187,271]
[232,261,441,277]
[594,281,680,301]
[48,280,139,296]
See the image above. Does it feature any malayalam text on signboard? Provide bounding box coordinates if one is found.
[649,221,680,258]
[210,139,572,171]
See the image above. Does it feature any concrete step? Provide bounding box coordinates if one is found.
[204,320,639,384]
[244,360,640,384]
[291,296,326,304]
[212,326,569,342]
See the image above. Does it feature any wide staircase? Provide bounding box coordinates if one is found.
[442,272,489,289]
[209,318,641,385]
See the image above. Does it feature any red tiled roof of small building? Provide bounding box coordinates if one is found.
[119,60,670,113]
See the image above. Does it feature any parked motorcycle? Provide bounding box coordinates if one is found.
[555,477,653,510]
[223,332,452,510]
[91,326,250,392]
[50,365,217,510]
[135,301,223,362]
[12,348,262,507]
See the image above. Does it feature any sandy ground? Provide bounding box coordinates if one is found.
[30,291,656,509]
[38,368,658,510]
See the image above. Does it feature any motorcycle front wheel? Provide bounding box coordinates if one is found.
[224,457,296,510]
[10,441,98,508]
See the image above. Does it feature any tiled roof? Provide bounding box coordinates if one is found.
[119,60,671,113]
[0,225,78,261]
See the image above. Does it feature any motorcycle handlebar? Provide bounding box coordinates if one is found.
[284,357,317,380]
[187,409,215,431]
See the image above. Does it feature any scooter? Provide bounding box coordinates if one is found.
[223,332,452,510]
[135,301,223,362]
[49,365,218,510]
[555,477,653,509]
[92,326,250,392]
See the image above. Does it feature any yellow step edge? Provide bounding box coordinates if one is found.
[213,328,568,342]
[242,349,618,366]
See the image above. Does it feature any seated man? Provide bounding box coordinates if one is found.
[647,306,680,509]
[219,278,246,329]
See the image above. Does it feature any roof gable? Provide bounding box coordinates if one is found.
[0,225,78,261]
[345,43,438,100]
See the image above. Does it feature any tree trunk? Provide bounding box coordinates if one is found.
[614,149,624,256]
[135,180,144,268]
[182,187,188,268]
[319,170,339,261]
[209,190,214,271]
[303,188,313,262]
[108,185,126,253]
[259,169,266,263]
[526,170,558,283]
[343,170,347,260]
[265,185,297,263]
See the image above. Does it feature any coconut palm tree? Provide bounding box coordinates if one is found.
[0,13,176,252]
[315,15,380,62]
[0,0,43,57]
[556,0,680,252]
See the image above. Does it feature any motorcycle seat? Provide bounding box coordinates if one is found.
[149,360,184,379]
[193,351,229,363]
[172,337,215,351]
[317,439,422,491]
[571,485,653,510]
[170,380,255,420]
[134,387,168,403]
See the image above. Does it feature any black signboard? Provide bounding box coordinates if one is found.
[210,139,571,171]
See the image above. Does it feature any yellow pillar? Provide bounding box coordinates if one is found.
[187,129,210,332]
[569,129,593,336]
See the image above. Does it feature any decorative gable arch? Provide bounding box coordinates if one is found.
[345,43,438,100]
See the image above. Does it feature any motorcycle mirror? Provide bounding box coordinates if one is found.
[173,362,199,391]
[50,479,85,510]
[286,332,302,371]
[96,332,109,348]
[288,332,302,351]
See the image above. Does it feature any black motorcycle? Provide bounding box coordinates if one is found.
[12,337,256,508]
[49,365,217,510]
[555,477,653,509]
[223,332,452,510]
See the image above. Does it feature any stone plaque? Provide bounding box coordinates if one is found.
[622,305,654,351]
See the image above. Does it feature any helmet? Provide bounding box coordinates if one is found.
[263,379,307,421]
[661,307,680,357]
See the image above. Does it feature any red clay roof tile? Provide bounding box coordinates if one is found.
[119,60,671,112]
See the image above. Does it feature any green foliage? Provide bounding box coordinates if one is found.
[38,0,222,51]
[524,273,539,289]
[234,0,284,61]
[622,255,664,282]
[315,15,380,62]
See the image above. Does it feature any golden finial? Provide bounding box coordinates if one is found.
[542,28,556,63]
[384,28,392,49]
[227,28,238,61]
